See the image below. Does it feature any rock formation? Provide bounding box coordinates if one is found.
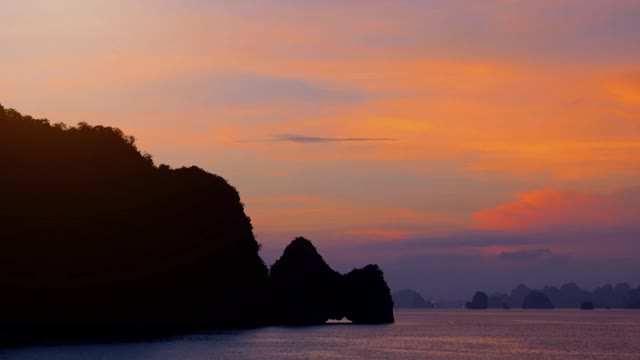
[488,293,510,309]
[522,291,554,309]
[0,104,396,347]
[0,104,270,342]
[466,291,489,309]
[544,283,593,308]
[623,289,640,309]
[580,301,595,310]
[270,238,395,325]
[509,284,532,308]
[498,282,638,309]
[270,237,343,325]
[392,289,434,308]
[343,265,395,323]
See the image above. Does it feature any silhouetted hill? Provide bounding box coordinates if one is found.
[466,291,489,310]
[543,282,592,308]
[475,282,640,309]
[428,282,639,310]
[0,104,270,344]
[614,283,632,307]
[509,284,531,308]
[270,238,394,325]
[523,291,554,309]
[392,289,434,308]
[343,265,395,324]
[433,299,466,309]
[270,237,343,325]
[592,284,616,308]
[580,301,595,310]
[0,104,398,346]
[623,289,640,309]
[488,293,510,309]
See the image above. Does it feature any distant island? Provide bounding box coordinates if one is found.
[580,302,595,310]
[466,291,489,310]
[465,282,640,310]
[522,291,554,309]
[0,104,394,348]
[392,289,435,309]
[395,283,640,311]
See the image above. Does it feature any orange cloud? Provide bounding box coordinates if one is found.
[343,229,413,241]
[4,0,640,256]
[244,196,327,206]
[603,72,640,106]
[224,61,640,181]
[244,196,463,245]
[471,189,634,231]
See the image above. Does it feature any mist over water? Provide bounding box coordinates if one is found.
[5,310,640,360]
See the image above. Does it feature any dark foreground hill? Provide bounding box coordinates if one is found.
[0,104,270,344]
[0,104,393,347]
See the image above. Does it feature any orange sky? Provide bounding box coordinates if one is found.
[3,0,640,296]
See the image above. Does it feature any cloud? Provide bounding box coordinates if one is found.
[354,232,538,251]
[301,234,640,299]
[471,189,640,231]
[253,188,640,298]
[244,195,461,245]
[374,251,640,300]
[243,196,327,207]
[209,74,368,106]
[344,228,412,240]
[454,187,640,259]
[37,72,369,121]
[274,134,397,143]
[499,248,552,261]
[604,71,640,106]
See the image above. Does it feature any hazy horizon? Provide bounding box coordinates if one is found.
[3,0,640,299]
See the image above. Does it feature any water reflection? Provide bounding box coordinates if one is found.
[4,310,640,360]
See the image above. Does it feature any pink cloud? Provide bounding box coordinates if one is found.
[343,229,413,241]
[472,188,640,231]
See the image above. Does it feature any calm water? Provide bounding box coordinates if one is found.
[3,310,640,360]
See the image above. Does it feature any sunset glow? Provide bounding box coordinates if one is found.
[3,0,640,297]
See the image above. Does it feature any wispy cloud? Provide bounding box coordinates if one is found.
[241,134,398,143]
[499,248,552,261]
[277,134,398,143]
[209,75,368,106]
[472,188,640,231]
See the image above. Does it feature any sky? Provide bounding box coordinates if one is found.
[2,0,640,299]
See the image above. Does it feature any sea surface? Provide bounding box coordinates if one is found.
[3,310,640,359]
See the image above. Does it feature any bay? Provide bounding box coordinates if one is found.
[4,310,640,359]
